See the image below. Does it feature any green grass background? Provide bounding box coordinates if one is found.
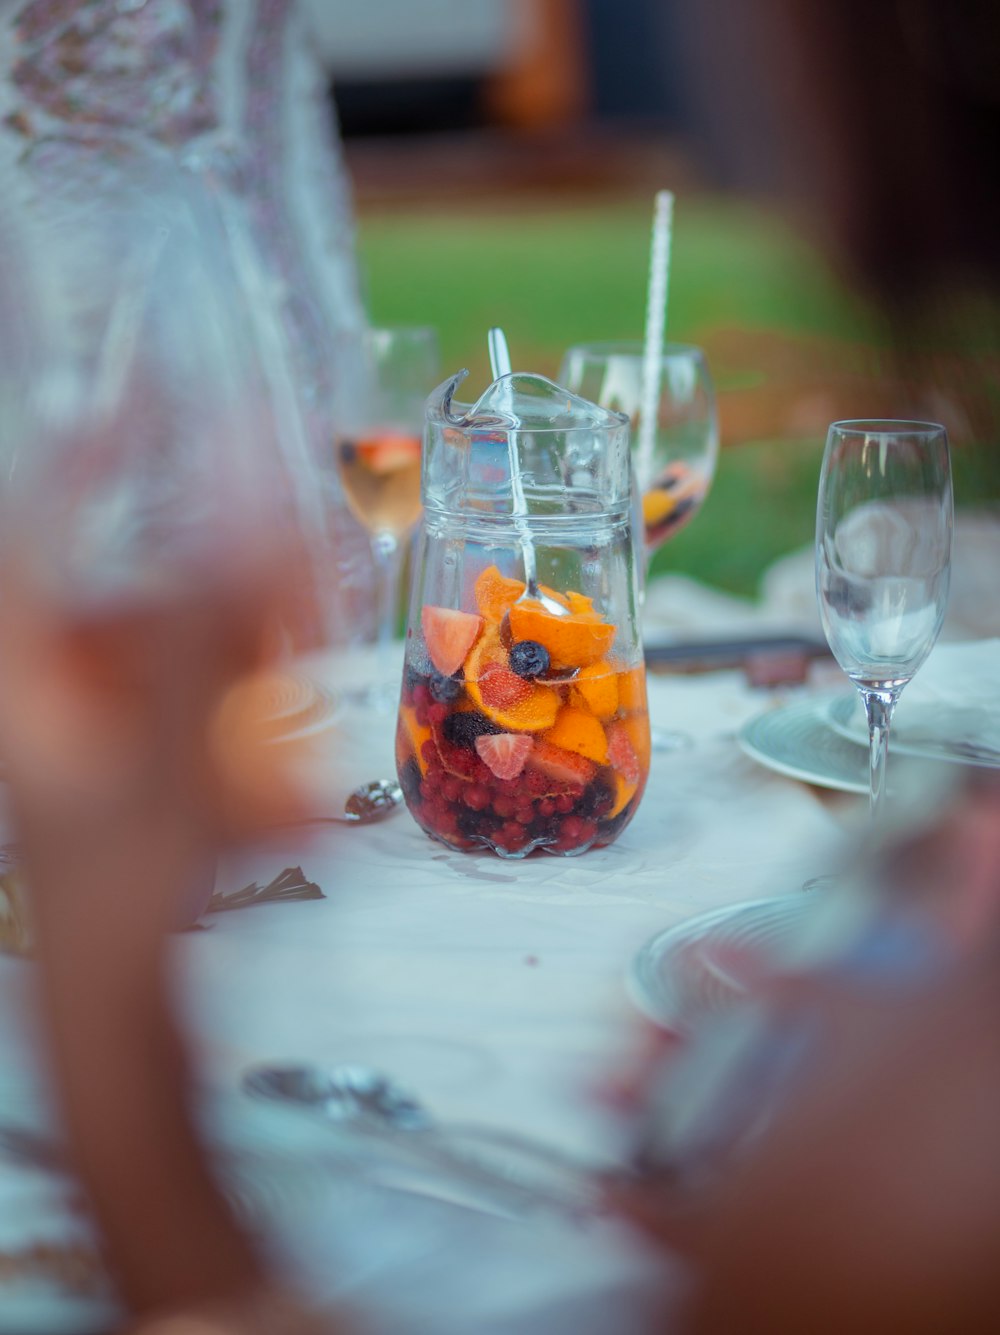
[356,196,993,597]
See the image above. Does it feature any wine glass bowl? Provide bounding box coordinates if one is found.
[334,326,440,706]
[559,340,718,754]
[558,341,718,559]
[816,420,953,814]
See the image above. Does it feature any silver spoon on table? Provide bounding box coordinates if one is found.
[278,779,403,828]
[242,1062,613,1220]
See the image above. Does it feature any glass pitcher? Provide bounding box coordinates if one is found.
[395,370,650,858]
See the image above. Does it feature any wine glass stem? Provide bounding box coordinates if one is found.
[372,529,402,679]
[860,687,898,819]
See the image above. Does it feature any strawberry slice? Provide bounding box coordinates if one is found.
[606,723,641,784]
[478,662,533,711]
[475,732,533,780]
[421,606,483,677]
[526,739,596,787]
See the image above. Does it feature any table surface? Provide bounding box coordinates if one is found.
[0,648,851,1334]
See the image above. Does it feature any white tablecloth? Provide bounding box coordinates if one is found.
[0,651,849,1333]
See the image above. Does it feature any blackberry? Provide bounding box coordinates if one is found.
[429,670,465,704]
[578,777,614,820]
[398,757,422,807]
[442,710,499,750]
[508,639,550,679]
[456,807,500,839]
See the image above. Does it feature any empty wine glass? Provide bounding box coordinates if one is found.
[816,420,953,816]
[335,326,440,709]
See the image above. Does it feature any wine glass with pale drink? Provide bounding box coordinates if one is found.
[335,326,440,708]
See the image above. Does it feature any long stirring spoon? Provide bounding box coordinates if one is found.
[486,327,566,619]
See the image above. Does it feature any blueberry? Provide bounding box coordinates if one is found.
[429,670,465,704]
[508,640,550,679]
[442,710,499,750]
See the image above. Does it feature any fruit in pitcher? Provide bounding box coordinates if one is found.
[465,626,560,732]
[507,600,616,670]
[475,732,533,780]
[526,739,597,788]
[422,606,483,676]
[397,577,648,858]
[508,640,551,679]
[474,566,526,622]
[569,661,619,719]
[543,705,609,765]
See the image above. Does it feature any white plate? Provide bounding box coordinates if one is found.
[262,673,341,742]
[628,896,817,1031]
[737,695,876,794]
[824,692,1000,769]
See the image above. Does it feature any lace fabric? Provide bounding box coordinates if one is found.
[0,0,376,645]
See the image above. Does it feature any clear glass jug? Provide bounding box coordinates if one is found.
[396,370,650,858]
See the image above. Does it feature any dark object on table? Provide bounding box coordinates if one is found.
[204,867,324,915]
[645,636,831,678]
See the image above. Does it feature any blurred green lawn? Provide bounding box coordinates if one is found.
[355,196,987,597]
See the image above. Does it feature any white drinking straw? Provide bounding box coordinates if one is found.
[488,326,512,379]
[636,190,674,490]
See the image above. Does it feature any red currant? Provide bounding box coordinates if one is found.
[463,785,491,811]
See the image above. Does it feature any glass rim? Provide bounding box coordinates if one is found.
[828,418,947,436]
[425,413,631,438]
[562,339,705,361]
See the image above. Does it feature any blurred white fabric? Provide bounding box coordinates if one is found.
[643,510,1000,645]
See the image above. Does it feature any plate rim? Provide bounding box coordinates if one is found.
[737,694,869,795]
[627,894,816,1030]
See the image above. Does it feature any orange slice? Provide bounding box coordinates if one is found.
[474,565,526,622]
[569,661,619,720]
[543,704,609,765]
[566,590,595,616]
[507,600,616,670]
[619,713,651,772]
[397,704,433,775]
[608,773,639,819]
[465,626,560,733]
[616,663,647,713]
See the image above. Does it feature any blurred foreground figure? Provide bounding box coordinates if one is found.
[623,777,1000,1333]
[619,2,1000,1329]
[0,4,357,1324]
[1,0,374,646]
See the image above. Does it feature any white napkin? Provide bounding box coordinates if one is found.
[842,639,1000,760]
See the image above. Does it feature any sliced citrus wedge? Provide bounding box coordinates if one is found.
[507,600,616,670]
